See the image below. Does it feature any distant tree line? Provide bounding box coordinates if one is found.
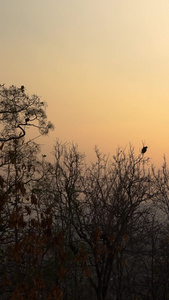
[0,85,169,300]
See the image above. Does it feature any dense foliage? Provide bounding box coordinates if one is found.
[0,85,169,300]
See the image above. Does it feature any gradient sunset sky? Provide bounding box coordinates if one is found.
[1,0,169,166]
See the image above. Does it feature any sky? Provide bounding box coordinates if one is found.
[1,0,169,167]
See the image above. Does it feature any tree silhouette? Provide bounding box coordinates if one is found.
[1,85,169,300]
[0,84,54,142]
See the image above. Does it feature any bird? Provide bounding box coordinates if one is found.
[25,117,30,123]
[141,146,148,154]
[21,85,24,92]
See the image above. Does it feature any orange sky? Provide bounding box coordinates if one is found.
[1,0,169,167]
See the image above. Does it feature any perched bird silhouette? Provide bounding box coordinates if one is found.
[141,146,148,154]
[21,85,24,93]
[25,117,30,123]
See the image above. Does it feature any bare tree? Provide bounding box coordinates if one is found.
[38,143,152,300]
